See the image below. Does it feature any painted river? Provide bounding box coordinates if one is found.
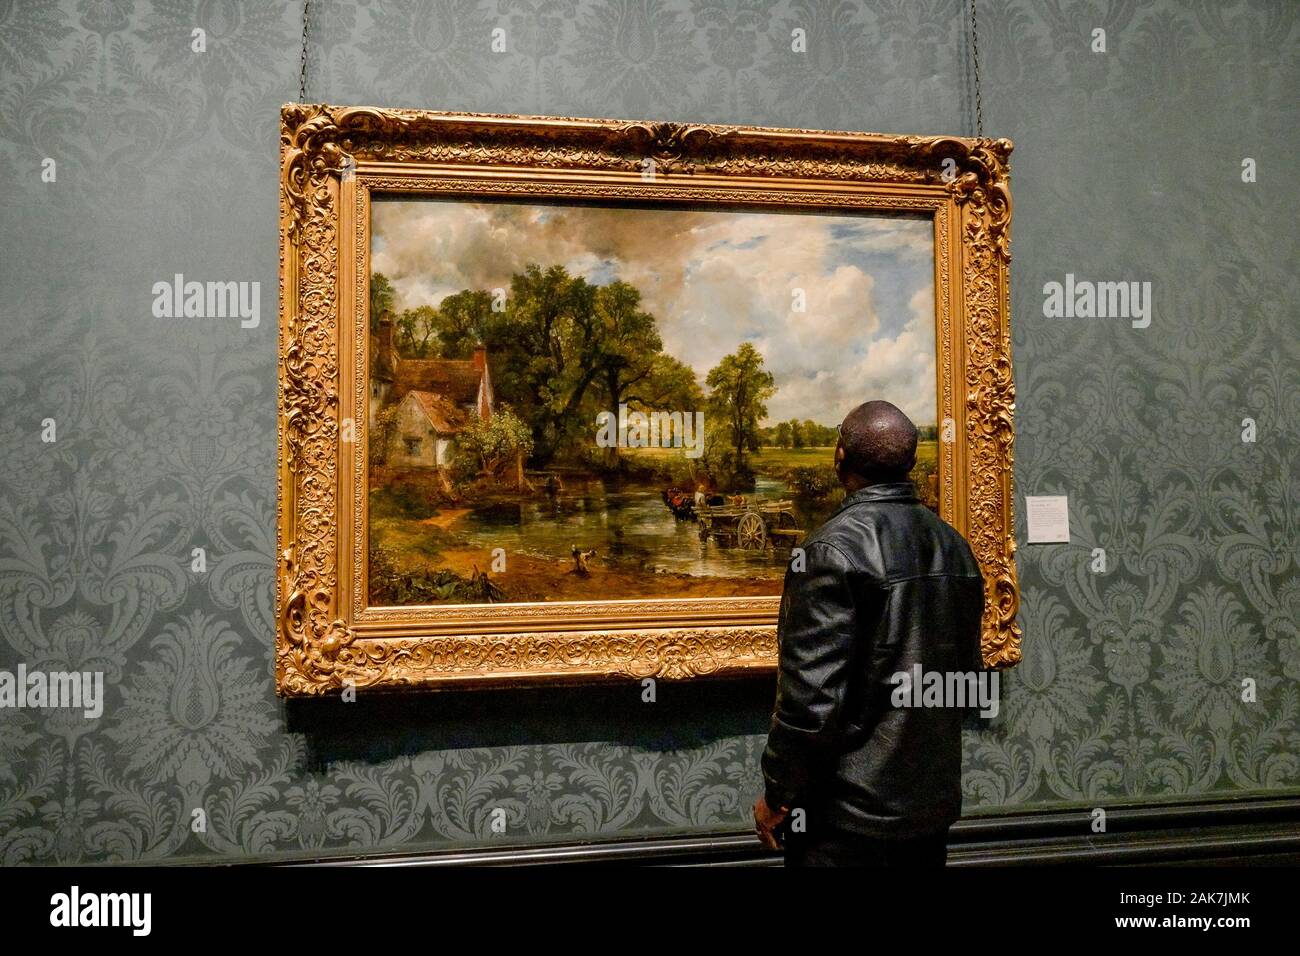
[454,474,840,579]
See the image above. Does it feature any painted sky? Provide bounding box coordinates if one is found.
[372,198,936,427]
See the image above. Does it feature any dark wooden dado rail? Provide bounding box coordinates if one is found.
[284,796,1300,866]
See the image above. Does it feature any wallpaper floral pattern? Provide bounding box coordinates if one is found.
[0,0,1296,863]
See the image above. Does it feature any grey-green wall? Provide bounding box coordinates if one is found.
[0,0,1296,863]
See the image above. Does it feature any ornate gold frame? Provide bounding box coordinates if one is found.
[277,104,1020,696]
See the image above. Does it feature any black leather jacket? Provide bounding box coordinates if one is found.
[761,480,986,838]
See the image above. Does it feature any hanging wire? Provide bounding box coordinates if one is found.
[969,0,984,137]
[299,0,311,103]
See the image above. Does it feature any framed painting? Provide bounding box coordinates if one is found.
[277,105,1020,695]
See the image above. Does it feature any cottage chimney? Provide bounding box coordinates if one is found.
[473,342,493,422]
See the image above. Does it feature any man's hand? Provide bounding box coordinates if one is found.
[752,794,790,850]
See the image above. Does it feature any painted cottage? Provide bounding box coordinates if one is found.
[369,314,494,470]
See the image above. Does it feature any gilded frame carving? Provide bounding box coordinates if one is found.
[277,104,1020,696]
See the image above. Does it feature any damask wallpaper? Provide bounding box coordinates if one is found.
[0,0,1295,863]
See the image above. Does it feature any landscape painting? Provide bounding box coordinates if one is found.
[278,107,1019,692]
[365,197,939,607]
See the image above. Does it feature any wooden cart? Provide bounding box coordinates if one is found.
[696,499,804,550]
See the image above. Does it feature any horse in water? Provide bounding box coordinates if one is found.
[661,486,696,520]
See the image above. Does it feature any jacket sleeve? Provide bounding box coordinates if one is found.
[761,540,863,811]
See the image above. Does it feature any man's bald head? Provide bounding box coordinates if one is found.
[836,401,918,484]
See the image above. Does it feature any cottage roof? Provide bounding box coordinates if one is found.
[394,358,483,405]
[405,390,470,434]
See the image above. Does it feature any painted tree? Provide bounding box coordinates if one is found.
[486,265,607,464]
[585,281,707,464]
[704,342,775,484]
[369,272,395,332]
[633,353,703,425]
[395,304,440,356]
[454,407,534,484]
[593,280,663,417]
[436,289,495,358]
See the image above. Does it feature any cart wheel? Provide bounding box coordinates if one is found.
[737,512,766,551]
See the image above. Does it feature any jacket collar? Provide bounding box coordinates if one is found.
[835,480,919,514]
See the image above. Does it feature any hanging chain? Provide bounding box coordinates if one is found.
[969,0,984,138]
[299,0,311,102]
